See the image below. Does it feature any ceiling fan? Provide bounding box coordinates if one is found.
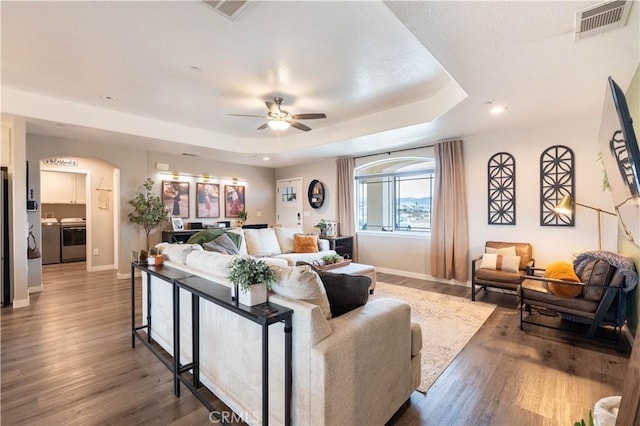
[228,97,327,132]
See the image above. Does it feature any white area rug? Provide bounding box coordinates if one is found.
[371,282,496,393]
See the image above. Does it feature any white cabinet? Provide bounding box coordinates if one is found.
[41,171,86,204]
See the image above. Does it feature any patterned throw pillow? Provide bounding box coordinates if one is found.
[202,233,240,255]
[479,253,521,273]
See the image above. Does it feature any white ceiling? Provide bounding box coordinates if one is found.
[1,1,638,168]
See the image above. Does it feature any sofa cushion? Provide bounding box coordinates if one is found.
[271,265,331,320]
[187,229,243,250]
[474,268,523,284]
[160,243,203,264]
[295,234,319,253]
[316,271,371,317]
[203,233,240,255]
[273,227,299,254]
[545,261,582,298]
[479,253,521,273]
[521,278,599,313]
[579,259,614,302]
[243,228,282,257]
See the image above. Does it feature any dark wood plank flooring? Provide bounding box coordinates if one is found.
[0,264,630,425]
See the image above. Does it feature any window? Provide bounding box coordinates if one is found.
[356,158,434,233]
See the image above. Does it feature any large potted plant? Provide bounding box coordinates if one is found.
[128,177,169,250]
[228,256,276,306]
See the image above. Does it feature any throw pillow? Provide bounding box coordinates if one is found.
[161,243,203,264]
[273,227,299,254]
[243,228,282,257]
[295,234,319,254]
[271,265,331,320]
[202,233,240,255]
[186,229,243,250]
[544,261,582,298]
[317,271,371,317]
[486,246,517,257]
[579,259,613,302]
[479,253,521,273]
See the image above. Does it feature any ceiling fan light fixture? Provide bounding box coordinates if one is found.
[268,119,290,131]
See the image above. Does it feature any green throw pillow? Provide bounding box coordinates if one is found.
[187,229,243,250]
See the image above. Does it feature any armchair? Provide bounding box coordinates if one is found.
[520,252,638,345]
[471,241,534,301]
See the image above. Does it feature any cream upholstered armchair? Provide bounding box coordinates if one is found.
[471,241,534,301]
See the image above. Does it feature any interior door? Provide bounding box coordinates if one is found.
[276,178,303,228]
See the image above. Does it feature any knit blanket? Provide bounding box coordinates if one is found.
[573,250,638,293]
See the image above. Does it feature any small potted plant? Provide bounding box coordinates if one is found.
[228,256,276,306]
[315,219,328,236]
[237,208,248,227]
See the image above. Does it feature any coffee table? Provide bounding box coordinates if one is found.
[322,262,376,294]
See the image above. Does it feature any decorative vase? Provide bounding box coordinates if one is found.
[238,284,268,306]
[326,222,338,237]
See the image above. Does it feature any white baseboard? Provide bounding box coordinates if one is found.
[117,271,141,280]
[91,264,115,272]
[375,267,470,288]
[13,297,30,308]
[28,284,43,293]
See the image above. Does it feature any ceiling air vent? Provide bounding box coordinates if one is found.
[575,0,632,40]
[202,1,254,22]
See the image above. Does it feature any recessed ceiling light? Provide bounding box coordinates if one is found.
[490,105,506,115]
[262,156,270,161]
[101,94,117,101]
[189,66,201,72]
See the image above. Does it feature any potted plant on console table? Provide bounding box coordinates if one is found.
[228,257,276,306]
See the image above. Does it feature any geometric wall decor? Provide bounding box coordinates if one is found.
[540,145,575,226]
[487,152,516,225]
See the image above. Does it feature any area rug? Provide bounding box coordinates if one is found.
[371,282,496,393]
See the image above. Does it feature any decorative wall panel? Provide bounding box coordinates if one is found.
[487,152,516,225]
[540,145,575,226]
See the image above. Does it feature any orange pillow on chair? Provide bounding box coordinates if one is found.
[545,261,582,298]
[295,234,319,253]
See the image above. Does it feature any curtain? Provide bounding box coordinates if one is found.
[430,139,469,281]
[336,157,356,260]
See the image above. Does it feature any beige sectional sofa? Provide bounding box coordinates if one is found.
[143,243,422,425]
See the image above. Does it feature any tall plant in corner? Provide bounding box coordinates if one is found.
[128,178,169,249]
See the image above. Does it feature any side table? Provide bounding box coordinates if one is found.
[320,235,353,259]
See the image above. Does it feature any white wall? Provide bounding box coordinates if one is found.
[275,159,337,233]
[465,115,618,269]
[145,152,275,241]
[286,114,617,283]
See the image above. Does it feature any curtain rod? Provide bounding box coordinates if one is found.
[353,143,435,160]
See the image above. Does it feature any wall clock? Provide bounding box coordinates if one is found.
[308,179,325,208]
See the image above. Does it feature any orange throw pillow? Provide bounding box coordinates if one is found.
[295,234,319,253]
[545,261,582,298]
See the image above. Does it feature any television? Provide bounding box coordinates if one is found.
[598,76,640,246]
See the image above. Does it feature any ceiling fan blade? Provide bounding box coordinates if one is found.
[290,120,312,132]
[291,113,327,120]
[257,122,270,130]
[228,114,266,118]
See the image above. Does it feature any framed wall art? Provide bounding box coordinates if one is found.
[162,181,190,218]
[487,152,516,225]
[539,145,575,226]
[224,185,245,218]
[196,183,220,218]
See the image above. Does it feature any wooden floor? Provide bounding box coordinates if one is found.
[1,264,631,425]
